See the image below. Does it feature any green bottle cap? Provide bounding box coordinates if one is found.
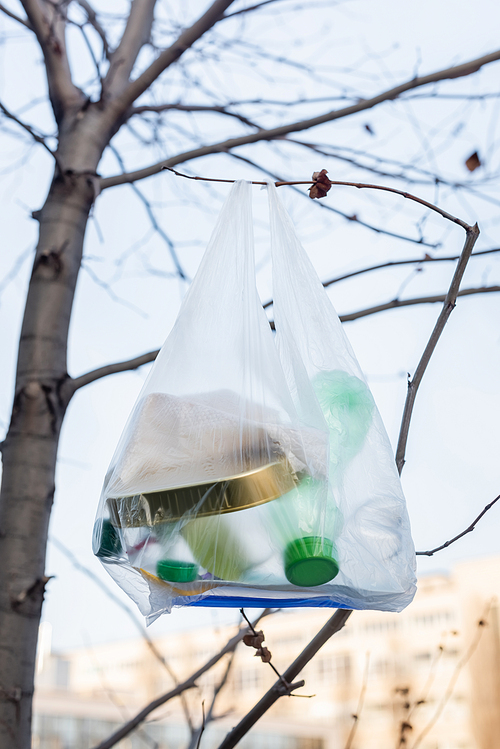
[157,559,199,583]
[284,536,339,587]
[96,520,122,558]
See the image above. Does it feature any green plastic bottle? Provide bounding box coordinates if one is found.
[272,370,375,587]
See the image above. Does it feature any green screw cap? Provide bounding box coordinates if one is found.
[284,536,339,587]
[157,559,199,583]
[96,520,122,558]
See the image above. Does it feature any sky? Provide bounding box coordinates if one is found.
[1,0,500,652]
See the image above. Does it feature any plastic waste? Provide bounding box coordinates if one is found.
[93,180,416,621]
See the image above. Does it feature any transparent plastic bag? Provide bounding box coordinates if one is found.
[93,181,416,621]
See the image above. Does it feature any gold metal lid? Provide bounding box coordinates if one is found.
[108,459,297,528]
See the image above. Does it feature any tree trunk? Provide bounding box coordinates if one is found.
[0,165,94,747]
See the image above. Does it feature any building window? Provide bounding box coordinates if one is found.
[234,667,263,692]
[414,652,432,661]
[317,654,351,685]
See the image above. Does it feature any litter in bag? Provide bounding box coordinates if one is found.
[93,181,416,620]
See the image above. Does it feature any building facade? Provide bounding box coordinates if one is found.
[34,556,500,749]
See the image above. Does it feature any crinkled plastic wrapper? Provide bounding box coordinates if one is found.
[93,181,416,622]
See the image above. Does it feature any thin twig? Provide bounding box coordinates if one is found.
[294,249,500,299]
[218,609,352,749]
[195,701,205,749]
[100,48,500,190]
[189,652,237,749]
[344,652,370,749]
[416,494,500,556]
[131,103,260,129]
[163,167,470,229]
[0,100,62,170]
[68,284,500,394]
[50,535,193,728]
[395,223,480,474]
[240,608,315,697]
[223,0,290,17]
[338,285,499,323]
[397,644,445,748]
[226,151,438,247]
[110,146,187,281]
[91,610,272,749]
[240,608,281,681]
[0,2,32,28]
[76,0,110,59]
[410,607,491,749]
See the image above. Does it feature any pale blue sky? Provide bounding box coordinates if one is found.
[1,0,500,650]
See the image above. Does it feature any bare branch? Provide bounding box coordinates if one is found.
[344,652,370,749]
[130,103,260,129]
[50,536,182,683]
[223,0,289,17]
[20,0,85,123]
[218,609,352,749]
[76,0,110,59]
[339,285,499,323]
[91,610,272,749]
[395,224,481,474]
[108,145,187,279]
[188,652,236,749]
[68,285,500,392]
[224,152,439,247]
[103,0,156,97]
[100,48,500,189]
[319,249,500,292]
[416,494,500,557]
[112,0,237,112]
[410,609,490,749]
[0,99,60,166]
[0,2,32,28]
[262,249,500,308]
[69,349,159,393]
[164,166,471,231]
[52,533,195,731]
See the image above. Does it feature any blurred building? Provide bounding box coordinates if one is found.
[34,555,500,749]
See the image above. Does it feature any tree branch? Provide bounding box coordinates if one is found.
[410,610,490,749]
[218,609,352,749]
[395,224,481,474]
[20,0,85,123]
[339,285,499,322]
[187,652,236,749]
[69,350,159,393]
[344,652,370,749]
[130,103,260,129]
[103,0,156,97]
[163,166,470,231]
[76,0,110,60]
[262,249,500,308]
[68,285,500,392]
[223,0,291,17]
[0,99,61,167]
[50,537,177,679]
[52,536,195,732]
[319,249,500,292]
[0,1,32,28]
[415,494,500,557]
[100,47,500,189]
[111,0,236,113]
[108,144,187,280]
[91,610,272,749]
[224,152,439,247]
